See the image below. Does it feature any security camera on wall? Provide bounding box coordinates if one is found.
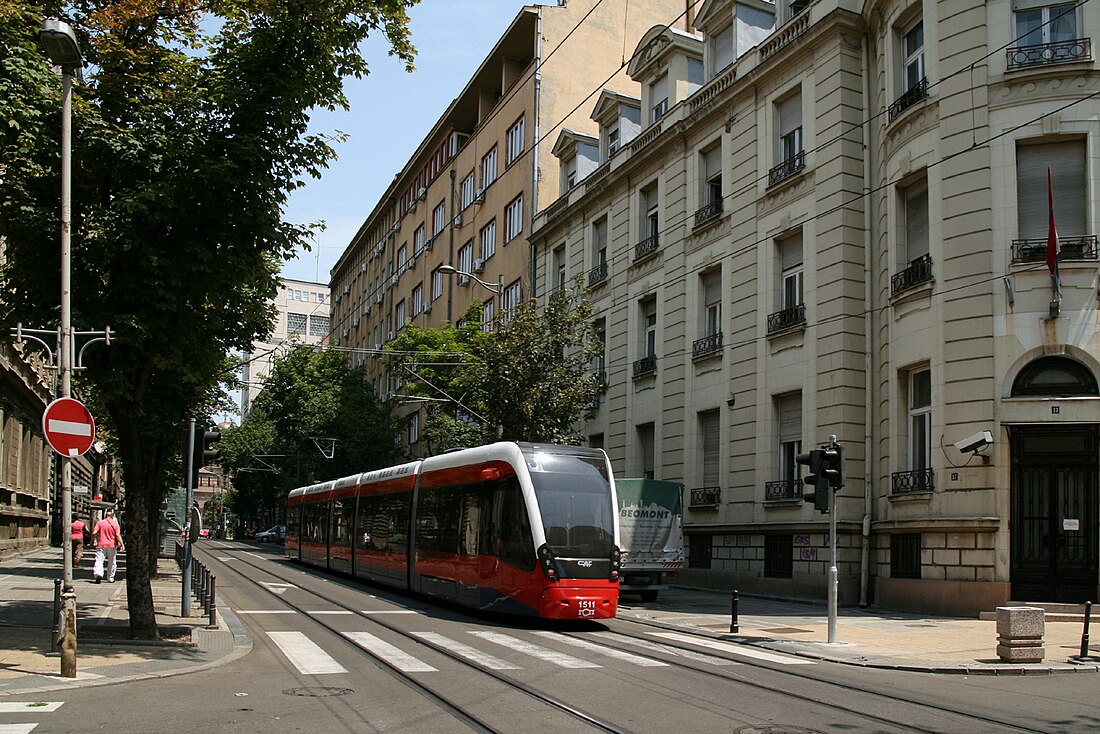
[954,430,993,454]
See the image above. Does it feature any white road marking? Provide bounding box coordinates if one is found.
[532,631,668,666]
[0,724,39,733]
[308,610,354,616]
[243,552,268,560]
[469,631,601,668]
[648,632,815,664]
[235,610,297,615]
[360,609,421,615]
[411,632,521,670]
[260,581,297,595]
[591,632,740,666]
[266,631,347,674]
[342,631,437,672]
[0,703,63,713]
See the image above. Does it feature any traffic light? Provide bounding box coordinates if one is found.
[797,449,830,513]
[190,425,222,487]
[821,443,844,490]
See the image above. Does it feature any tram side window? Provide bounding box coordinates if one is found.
[418,483,487,556]
[360,492,411,554]
[490,476,535,571]
[332,498,353,547]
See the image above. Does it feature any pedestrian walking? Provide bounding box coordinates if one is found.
[91,508,125,584]
[70,514,86,569]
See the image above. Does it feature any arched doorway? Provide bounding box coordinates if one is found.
[1009,357,1099,602]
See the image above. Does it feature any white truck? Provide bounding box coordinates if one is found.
[616,478,685,602]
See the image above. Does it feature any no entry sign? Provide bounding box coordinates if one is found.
[42,397,96,457]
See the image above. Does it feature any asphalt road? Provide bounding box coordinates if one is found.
[6,541,1097,734]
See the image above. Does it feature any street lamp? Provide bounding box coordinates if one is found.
[39,16,83,679]
[437,264,504,298]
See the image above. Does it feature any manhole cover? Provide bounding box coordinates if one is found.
[760,627,814,634]
[736,726,826,734]
[283,687,353,697]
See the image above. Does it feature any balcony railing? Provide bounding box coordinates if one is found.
[632,354,657,378]
[689,487,721,508]
[891,254,933,296]
[767,303,806,334]
[891,468,934,494]
[768,150,806,187]
[692,331,722,359]
[694,199,723,228]
[888,77,929,122]
[1007,38,1092,71]
[634,234,660,261]
[765,479,801,501]
[1012,235,1098,264]
[587,262,609,287]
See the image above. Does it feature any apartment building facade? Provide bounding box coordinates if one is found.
[240,278,331,416]
[327,1,694,451]
[531,0,1099,615]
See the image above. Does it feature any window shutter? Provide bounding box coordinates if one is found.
[701,411,721,486]
[779,232,803,271]
[1016,140,1085,239]
[778,394,801,444]
[704,146,721,179]
[904,180,929,261]
[703,271,721,304]
[778,93,802,138]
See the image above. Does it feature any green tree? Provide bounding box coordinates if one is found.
[0,0,418,638]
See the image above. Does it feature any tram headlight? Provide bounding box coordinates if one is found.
[610,545,621,581]
[538,544,560,581]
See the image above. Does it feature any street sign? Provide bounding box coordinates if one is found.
[42,397,95,457]
[73,485,89,495]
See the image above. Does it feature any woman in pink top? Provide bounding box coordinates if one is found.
[91,508,125,584]
[70,514,86,569]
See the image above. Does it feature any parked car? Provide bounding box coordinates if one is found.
[255,525,285,544]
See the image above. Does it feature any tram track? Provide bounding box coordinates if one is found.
[199,542,631,734]
[204,543,1054,734]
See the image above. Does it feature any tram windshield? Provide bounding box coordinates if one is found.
[525,451,615,558]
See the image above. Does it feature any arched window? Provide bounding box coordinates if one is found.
[1011,356,1098,397]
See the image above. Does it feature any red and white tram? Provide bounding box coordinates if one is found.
[285,442,620,620]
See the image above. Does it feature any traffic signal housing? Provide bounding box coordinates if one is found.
[190,425,222,488]
[821,443,844,490]
[797,449,830,513]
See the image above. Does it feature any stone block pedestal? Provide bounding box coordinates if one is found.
[996,606,1045,662]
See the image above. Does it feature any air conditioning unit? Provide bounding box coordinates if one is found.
[376,243,385,256]
[343,284,350,294]
[334,293,342,304]
[352,318,360,327]
[473,258,486,273]
[417,187,427,201]
[391,274,400,286]
[426,237,435,251]
[388,330,396,340]
[376,292,384,304]
[458,275,470,286]
[474,188,485,204]
[408,256,417,269]
[423,303,432,314]
[454,213,463,226]
[360,262,367,272]
[342,328,349,337]
[365,303,372,315]
[374,342,382,351]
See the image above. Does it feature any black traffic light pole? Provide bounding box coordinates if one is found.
[826,435,839,644]
[797,435,844,644]
[183,418,196,616]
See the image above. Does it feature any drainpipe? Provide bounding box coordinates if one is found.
[531,8,544,292]
[448,169,456,324]
[859,33,874,609]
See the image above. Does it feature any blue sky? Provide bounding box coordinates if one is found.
[280,1,533,284]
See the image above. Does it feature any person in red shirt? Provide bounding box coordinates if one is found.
[91,508,125,584]
[70,514,86,569]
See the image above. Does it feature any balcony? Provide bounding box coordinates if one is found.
[587,262,609,287]
[1007,38,1092,71]
[891,468,934,495]
[694,199,723,228]
[765,478,801,501]
[632,354,657,378]
[891,254,933,297]
[888,77,929,122]
[768,150,806,187]
[767,303,806,334]
[689,487,721,508]
[1012,235,1098,264]
[634,234,660,261]
[692,331,722,359]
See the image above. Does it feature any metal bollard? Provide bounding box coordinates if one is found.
[730,589,739,634]
[201,567,210,614]
[1080,601,1092,659]
[208,576,218,628]
[52,578,62,652]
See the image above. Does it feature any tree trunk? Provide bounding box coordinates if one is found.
[113,409,161,640]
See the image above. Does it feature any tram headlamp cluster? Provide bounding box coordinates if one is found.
[538,544,560,580]
[610,546,621,582]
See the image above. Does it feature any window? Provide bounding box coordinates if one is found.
[431,267,445,300]
[1014,3,1077,49]
[638,423,656,479]
[411,284,423,316]
[606,126,620,158]
[413,225,425,256]
[481,146,498,188]
[501,280,522,320]
[481,298,495,332]
[309,314,330,337]
[642,184,659,239]
[649,72,669,123]
[506,117,525,164]
[764,535,793,578]
[433,202,446,236]
[1016,140,1086,239]
[710,23,734,77]
[702,270,721,337]
[593,216,608,267]
[777,393,802,484]
[890,534,922,579]
[641,297,657,358]
[287,312,307,335]
[397,244,408,272]
[688,535,712,569]
[902,18,925,93]
[479,219,496,261]
[562,156,578,194]
[318,293,326,304]
[409,412,420,444]
[778,92,803,164]
[593,319,607,378]
[907,368,931,472]
[900,177,929,266]
[458,241,473,276]
[505,196,523,242]
[779,233,804,309]
[552,245,567,293]
[703,146,722,205]
[700,410,720,488]
[460,172,475,209]
[1011,356,1099,397]
[394,299,406,328]
[589,433,604,450]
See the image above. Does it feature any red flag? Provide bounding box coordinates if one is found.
[1046,167,1059,276]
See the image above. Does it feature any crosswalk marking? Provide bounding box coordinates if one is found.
[469,631,601,668]
[532,631,668,666]
[411,632,521,670]
[648,632,815,665]
[0,724,39,733]
[591,631,740,666]
[0,703,63,713]
[267,631,348,674]
[308,610,355,616]
[343,631,438,672]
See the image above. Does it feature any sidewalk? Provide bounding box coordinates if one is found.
[0,547,249,696]
[616,587,1100,675]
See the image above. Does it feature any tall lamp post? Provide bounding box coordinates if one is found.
[39,17,83,679]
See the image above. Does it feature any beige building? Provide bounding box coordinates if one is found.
[328,1,695,449]
[240,278,331,416]
[531,0,1099,616]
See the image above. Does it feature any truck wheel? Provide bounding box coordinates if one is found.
[639,590,659,602]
